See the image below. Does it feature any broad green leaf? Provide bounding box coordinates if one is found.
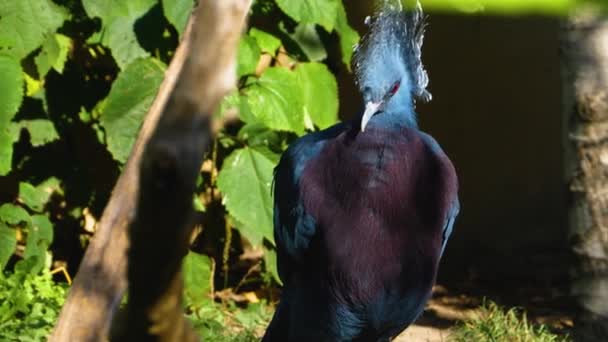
[15,120,59,147]
[162,0,192,37]
[0,0,68,60]
[183,251,213,308]
[82,0,157,69]
[275,0,339,31]
[237,123,282,151]
[0,56,23,176]
[0,224,16,270]
[238,36,261,77]
[0,204,31,227]
[35,34,72,77]
[289,23,327,62]
[217,147,276,245]
[18,179,59,212]
[24,215,53,274]
[100,58,165,163]
[246,67,304,134]
[264,247,281,284]
[335,2,360,70]
[249,28,281,56]
[296,63,338,129]
[233,217,264,247]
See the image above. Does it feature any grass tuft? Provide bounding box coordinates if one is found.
[450,300,570,342]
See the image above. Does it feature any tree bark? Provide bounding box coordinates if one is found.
[51,1,252,340]
[561,5,608,340]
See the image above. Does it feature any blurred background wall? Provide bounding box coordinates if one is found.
[336,3,568,283]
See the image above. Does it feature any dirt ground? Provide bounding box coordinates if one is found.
[394,281,576,342]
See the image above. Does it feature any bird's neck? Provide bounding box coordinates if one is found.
[366,101,418,131]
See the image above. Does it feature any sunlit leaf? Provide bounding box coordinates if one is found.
[0,224,16,270]
[162,0,193,37]
[217,147,277,245]
[0,204,31,227]
[18,178,60,213]
[0,0,69,60]
[15,120,60,147]
[246,67,304,134]
[35,34,72,77]
[238,36,261,77]
[296,62,339,129]
[249,28,281,56]
[183,251,214,308]
[100,58,165,163]
[335,2,360,69]
[0,56,23,176]
[275,0,339,31]
[83,0,157,68]
[24,215,53,274]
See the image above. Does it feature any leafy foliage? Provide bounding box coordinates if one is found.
[0,55,24,175]
[99,57,166,163]
[82,0,157,69]
[0,0,68,60]
[0,267,67,341]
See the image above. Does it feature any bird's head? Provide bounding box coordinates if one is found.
[354,0,432,132]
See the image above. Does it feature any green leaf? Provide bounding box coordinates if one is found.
[232,217,264,247]
[82,0,157,69]
[0,0,69,60]
[100,58,165,163]
[289,23,327,62]
[193,195,205,213]
[0,224,16,270]
[237,123,282,151]
[249,28,281,56]
[275,0,339,31]
[24,215,53,274]
[18,179,59,213]
[14,120,60,147]
[238,36,261,77]
[263,247,281,285]
[335,2,359,70]
[183,251,213,308]
[0,56,24,176]
[162,0,192,38]
[217,147,276,245]
[296,63,338,129]
[246,67,304,134]
[0,204,31,227]
[35,34,72,77]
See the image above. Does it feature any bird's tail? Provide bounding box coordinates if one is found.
[354,0,432,103]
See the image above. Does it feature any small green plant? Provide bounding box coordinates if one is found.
[451,300,570,342]
[0,260,67,341]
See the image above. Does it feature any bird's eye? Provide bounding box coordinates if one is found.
[389,81,401,96]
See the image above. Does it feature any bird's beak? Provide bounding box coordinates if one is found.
[361,101,382,132]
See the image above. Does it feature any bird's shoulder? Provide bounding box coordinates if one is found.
[275,122,349,183]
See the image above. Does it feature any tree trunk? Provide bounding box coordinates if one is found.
[51,1,252,340]
[561,5,608,340]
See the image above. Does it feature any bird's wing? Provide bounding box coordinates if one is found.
[440,197,459,257]
[418,131,459,258]
[272,133,326,283]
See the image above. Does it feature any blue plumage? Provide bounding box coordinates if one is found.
[263,2,459,341]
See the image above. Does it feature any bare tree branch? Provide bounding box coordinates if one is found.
[51,1,252,340]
